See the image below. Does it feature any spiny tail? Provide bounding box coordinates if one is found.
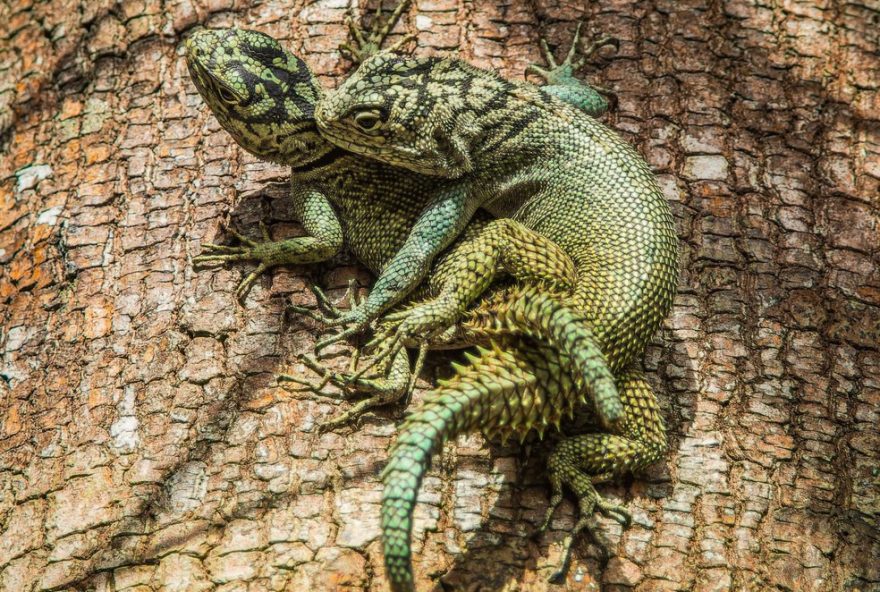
[381,341,574,592]
[462,284,622,427]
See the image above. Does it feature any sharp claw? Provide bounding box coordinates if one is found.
[277,373,319,390]
[525,63,549,78]
[563,22,583,66]
[201,243,239,253]
[598,501,631,526]
[387,32,416,53]
[539,37,556,68]
[309,284,333,310]
[193,251,251,264]
[548,563,569,584]
[277,371,333,394]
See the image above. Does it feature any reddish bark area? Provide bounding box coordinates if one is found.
[1,1,878,590]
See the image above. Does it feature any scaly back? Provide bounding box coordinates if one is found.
[316,53,679,369]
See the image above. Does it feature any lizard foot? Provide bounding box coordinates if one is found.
[279,349,410,431]
[526,22,618,117]
[364,301,455,389]
[193,221,279,301]
[289,279,376,353]
[288,279,361,325]
[339,0,415,63]
[535,461,630,583]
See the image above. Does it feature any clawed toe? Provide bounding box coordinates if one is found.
[192,222,280,300]
[530,22,619,83]
[279,351,408,432]
[288,304,335,325]
[288,280,362,327]
[197,243,240,255]
[595,497,631,526]
[279,355,359,399]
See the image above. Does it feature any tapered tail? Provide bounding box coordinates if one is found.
[381,341,574,591]
[463,284,621,426]
[381,364,485,592]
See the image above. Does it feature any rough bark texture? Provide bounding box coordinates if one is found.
[1,0,879,591]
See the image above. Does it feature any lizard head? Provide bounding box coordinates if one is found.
[315,54,481,178]
[184,28,332,166]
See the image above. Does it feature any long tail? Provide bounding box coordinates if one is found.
[381,340,575,592]
[461,284,621,427]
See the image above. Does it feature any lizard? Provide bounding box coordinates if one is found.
[312,42,678,591]
[183,15,627,431]
[182,10,661,582]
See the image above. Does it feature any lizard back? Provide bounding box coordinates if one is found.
[317,55,679,369]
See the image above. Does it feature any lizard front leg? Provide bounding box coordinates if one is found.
[314,182,478,350]
[195,183,343,301]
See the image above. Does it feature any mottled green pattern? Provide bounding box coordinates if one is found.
[184,28,624,428]
[184,21,677,592]
[316,52,678,591]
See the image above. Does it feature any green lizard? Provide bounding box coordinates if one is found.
[184,19,626,431]
[314,46,678,590]
[183,13,667,585]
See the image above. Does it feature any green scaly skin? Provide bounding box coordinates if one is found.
[315,45,678,590]
[183,24,626,433]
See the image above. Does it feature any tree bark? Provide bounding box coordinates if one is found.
[1,1,878,591]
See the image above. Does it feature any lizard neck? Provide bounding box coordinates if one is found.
[289,146,348,173]
[454,81,577,178]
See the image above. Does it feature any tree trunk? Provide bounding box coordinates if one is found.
[1,1,878,590]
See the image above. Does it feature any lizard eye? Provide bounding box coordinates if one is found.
[353,109,384,132]
[216,85,238,103]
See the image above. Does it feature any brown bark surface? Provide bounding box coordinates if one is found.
[1,1,879,590]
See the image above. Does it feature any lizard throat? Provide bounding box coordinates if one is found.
[289,146,347,173]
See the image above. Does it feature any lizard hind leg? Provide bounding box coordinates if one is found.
[368,215,578,366]
[526,22,619,117]
[339,0,416,64]
[537,367,667,582]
